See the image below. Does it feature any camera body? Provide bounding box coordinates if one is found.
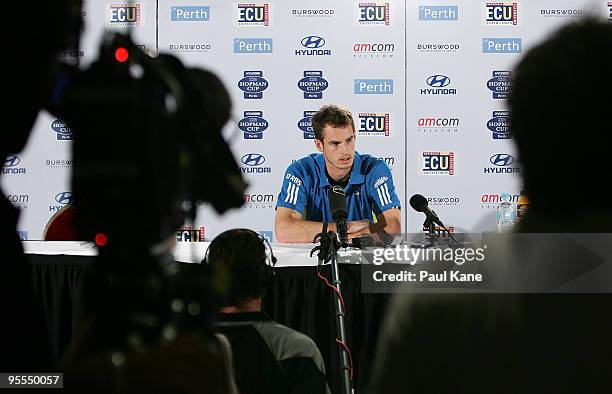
[51,33,245,255]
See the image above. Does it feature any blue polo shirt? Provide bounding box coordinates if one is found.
[276,152,401,222]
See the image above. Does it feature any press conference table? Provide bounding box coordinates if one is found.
[23,240,365,266]
[24,241,388,394]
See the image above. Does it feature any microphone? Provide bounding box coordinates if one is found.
[328,186,349,247]
[409,194,444,226]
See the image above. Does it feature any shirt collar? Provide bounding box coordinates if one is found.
[316,152,365,189]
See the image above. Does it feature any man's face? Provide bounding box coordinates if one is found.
[315,124,356,175]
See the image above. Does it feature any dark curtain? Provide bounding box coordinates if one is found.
[263,265,390,394]
[28,254,97,363]
[28,256,388,393]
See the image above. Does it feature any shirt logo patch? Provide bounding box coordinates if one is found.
[376,183,392,206]
[374,176,388,188]
[285,182,300,205]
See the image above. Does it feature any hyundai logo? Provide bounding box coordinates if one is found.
[241,153,266,166]
[301,36,325,49]
[490,154,515,166]
[426,75,451,87]
[4,155,20,167]
[55,192,73,205]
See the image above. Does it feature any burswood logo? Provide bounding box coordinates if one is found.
[417,43,460,53]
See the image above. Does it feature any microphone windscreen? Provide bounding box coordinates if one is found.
[409,194,428,212]
[328,186,348,221]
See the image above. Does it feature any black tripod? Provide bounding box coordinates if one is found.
[311,229,352,394]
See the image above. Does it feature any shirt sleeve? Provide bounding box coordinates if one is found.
[276,163,308,216]
[367,161,401,215]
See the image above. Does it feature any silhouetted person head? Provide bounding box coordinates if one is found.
[206,229,273,307]
[509,17,612,228]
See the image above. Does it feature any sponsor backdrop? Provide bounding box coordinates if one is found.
[2,0,607,241]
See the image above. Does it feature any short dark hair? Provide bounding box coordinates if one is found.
[311,104,356,142]
[206,229,269,305]
[509,18,612,216]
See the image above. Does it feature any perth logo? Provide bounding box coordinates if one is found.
[482,38,522,53]
[419,5,458,21]
[233,38,273,53]
[171,6,210,21]
[354,79,394,94]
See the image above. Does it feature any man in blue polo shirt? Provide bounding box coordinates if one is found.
[275,104,401,243]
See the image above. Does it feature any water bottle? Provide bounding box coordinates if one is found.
[496,192,516,232]
[516,187,529,223]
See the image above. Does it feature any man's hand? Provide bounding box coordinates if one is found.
[275,207,338,243]
[347,219,371,239]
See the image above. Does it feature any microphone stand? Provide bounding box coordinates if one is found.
[423,216,437,247]
[311,229,352,394]
[422,216,458,248]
